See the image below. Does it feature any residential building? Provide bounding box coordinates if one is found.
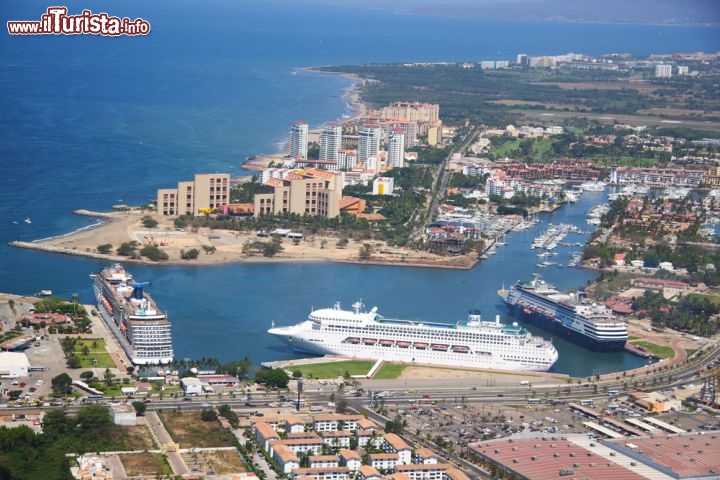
[381,433,412,465]
[253,168,344,218]
[516,54,528,66]
[395,463,452,480]
[413,448,439,464]
[358,125,382,165]
[338,449,362,472]
[313,414,364,432]
[387,128,406,169]
[309,455,340,468]
[655,64,672,78]
[321,430,353,449]
[677,65,689,75]
[157,173,230,216]
[373,177,395,195]
[273,443,301,474]
[290,121,309,160]
[337,149,358,171]
[380,102,439,123]
[369,453,398,471]
[291,466,350,480]
[320,123,343,162]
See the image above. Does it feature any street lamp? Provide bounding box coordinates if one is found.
[296,378,303,412]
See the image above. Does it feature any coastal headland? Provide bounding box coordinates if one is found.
[10,210,478,269]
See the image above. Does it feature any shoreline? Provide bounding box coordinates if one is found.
[9,210,478,269]
[241,68,368,172]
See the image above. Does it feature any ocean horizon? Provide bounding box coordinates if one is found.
[1,1,717,375]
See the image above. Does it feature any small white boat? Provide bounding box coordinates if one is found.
[39,290,53,296]
[24,218,31,224]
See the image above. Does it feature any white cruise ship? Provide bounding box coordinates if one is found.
[92,264,173,365]
[268,302,558,371]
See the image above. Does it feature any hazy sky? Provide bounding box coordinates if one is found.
[272,0,720,25]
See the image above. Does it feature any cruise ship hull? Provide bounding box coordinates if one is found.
[92,266,173,365]
[505,303,626,352]
[269,311,558,372]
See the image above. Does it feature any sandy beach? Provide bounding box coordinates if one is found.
[11,211,477,269]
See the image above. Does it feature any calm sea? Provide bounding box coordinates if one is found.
[1,1,717,375]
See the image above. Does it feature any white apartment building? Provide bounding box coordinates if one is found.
[387,128,406,169]
[655,64,672,78]
[358,125,382,164]
[320,123,343,162]
[373,177,394,195]
[290,121,309,159]
[337,148,358,171]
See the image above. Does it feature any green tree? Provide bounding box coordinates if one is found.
[80,371,94,382]
[96,243,113,254]
[201,408,217,421]
[131,401,147,416]
[141,216,158,228]
[180,248,200,260]
[51,373,73,396]
[67,355,81,369]
[139,245,169,261]
[116,241,138,257]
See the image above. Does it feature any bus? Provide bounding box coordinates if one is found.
[528,398,542,405]
[579,399,594,406]
[607,390,620,397]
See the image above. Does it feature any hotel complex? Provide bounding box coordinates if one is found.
[156,173,230,216]
[253,168,344,218]
[290,121,309,160]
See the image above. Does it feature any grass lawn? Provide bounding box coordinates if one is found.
[72,338,115,368]
[292,360,374,379]
[686,349,698,358]
[373,363,406,379]
[119,453,170,477]
[159,411,236,448]
[630,340,675,359]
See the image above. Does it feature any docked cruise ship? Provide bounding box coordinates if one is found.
[499,274,627,352]
[268,302,558,371]
[92,264,173,365]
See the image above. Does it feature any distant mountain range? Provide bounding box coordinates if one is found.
[295,0,720,26]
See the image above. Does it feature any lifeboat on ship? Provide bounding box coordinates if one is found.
[413,342,428,349]
[431,344,448,351]
[451,345,470,353]
[346,337,360,344]
[379,339,394,347]
[362,338,377,345]
[397,341,411,348]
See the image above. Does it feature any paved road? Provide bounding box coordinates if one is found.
[144,411,188,476]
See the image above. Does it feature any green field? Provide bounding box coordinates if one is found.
[686,293,720,306]
[685,349,698,358]
[72,338,115,368]
[373,363,407,379]
[630,340,675,359]
[291,360,374,379]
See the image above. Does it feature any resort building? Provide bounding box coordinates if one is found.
[387,128,406,169]
[320,123,343,163]
[156,173,230,216]
[380,102,439,123]
[358,125,382,165]
[290,121,309,160]
[253,168,344,218]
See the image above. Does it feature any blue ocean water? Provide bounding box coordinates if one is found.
[1,1,717,375]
